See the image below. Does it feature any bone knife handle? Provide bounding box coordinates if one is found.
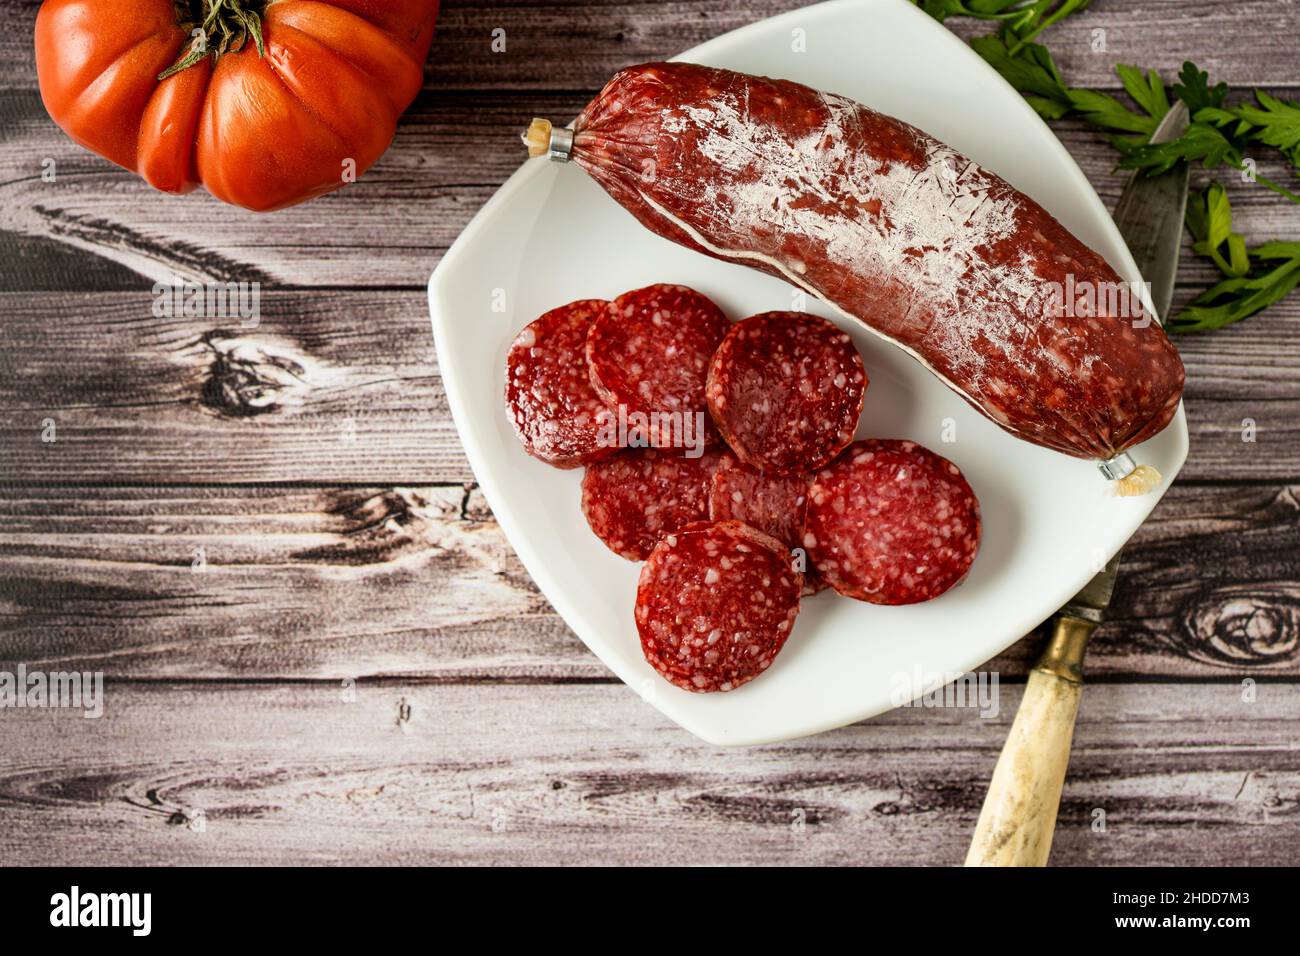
[964,615,1095,867]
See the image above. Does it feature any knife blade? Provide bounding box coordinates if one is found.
[1058,100,1190,622]
[1113,100,1190,326]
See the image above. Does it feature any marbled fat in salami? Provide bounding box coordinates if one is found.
[586,284,730,450]
[505,299,617,468]
[636,520,802,692]
[563,63,1185,468]
[706,311,866,474]
[581,447,723,560]
[805,439,980,604]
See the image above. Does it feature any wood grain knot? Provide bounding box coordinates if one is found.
[292,488,445,566]
[200,333,313,417]
[872,781,973,817]
[1180,586,1300,667]
[293,489,436,564]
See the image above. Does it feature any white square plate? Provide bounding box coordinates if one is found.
[429,0,1188,744]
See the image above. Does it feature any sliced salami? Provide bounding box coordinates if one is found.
[581,447,723,560]
[708,449,808,552]
[707,451,826,594]
[505,299,618,468]
[805,439,981,605]
[704,452,827,595]
[586,284,730,450]
[706,311,867,475]
[636,520,802,692]
[800,569,830,597]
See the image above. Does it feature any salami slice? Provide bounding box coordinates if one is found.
[636,520,802,692]
[707,451,829,595]
[505,299,618,468]
[708,450,806,550]
[805,439,981,605]
[586,284,730,450]
[706,311,867,474]
[581,447,723,560]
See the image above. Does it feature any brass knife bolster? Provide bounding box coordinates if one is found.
[1034,615,1098,684]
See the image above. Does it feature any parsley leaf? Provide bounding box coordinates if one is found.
[1170,61,1228,114]
[1116,64,1169,123]
[914,0,1029,21]
[1233,90,1300,166]
[971,38,1168,137]
[912,0,1087,27]
[1172,186,1300,332]
[1002,0,1093,53]
[1069,81,1164,136]
[1109,62,1300,203]
[1117,122,1243,176]
[1185,182,1250,277]
[1172,246,1300,332]
[969,34,1070,111]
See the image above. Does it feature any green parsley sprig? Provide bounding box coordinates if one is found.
[1174,183,1300,331]
[1116,67,1300,204]
[969,34,1167,139]
[916,0,1093,47]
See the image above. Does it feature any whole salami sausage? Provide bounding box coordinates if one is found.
[524,62,1185,494]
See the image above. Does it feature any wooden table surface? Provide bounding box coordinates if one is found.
[2,0,1298,866]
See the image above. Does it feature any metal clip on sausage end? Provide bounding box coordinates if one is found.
[1098,452,1162,497]
[522,119,573,163]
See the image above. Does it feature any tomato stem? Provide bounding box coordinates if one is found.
[159,0,267,80]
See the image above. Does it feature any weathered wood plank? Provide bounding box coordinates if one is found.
[2,1,1298,92]
[422,0,1300,92]
[2,481,1296,679]
[1,92,1296,288]
[0,94,1294,287]
[0,290,463,484]
[0,88,583,288]
[0,484,590,679]
[2,288,1297,484]
[0,681,1294,866]
[1094,482,1300,674]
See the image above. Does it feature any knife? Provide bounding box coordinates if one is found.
[964,101,1191,867]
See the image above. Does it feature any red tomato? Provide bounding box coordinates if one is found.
[35,0,439,211]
